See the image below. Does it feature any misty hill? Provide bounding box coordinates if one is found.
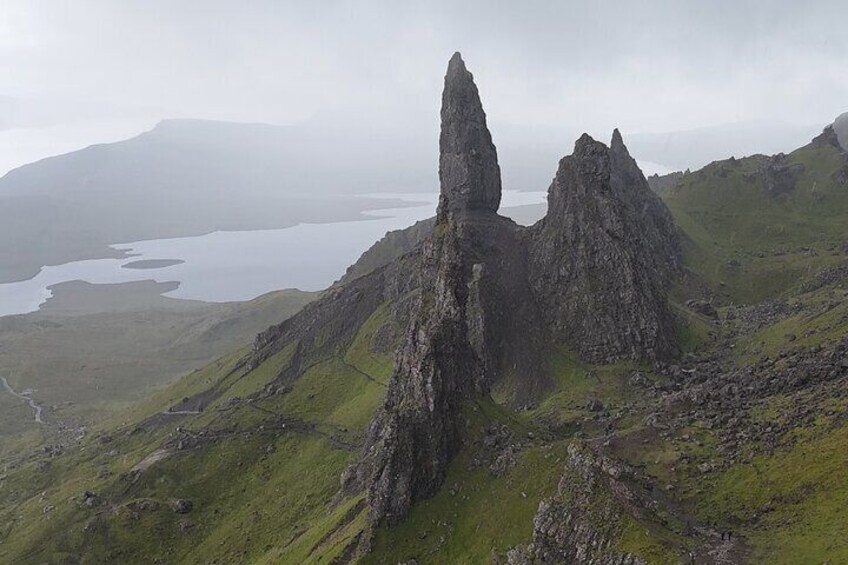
[627,120,825,172]
[0,118,438,284]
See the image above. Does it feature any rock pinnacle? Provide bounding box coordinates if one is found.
[438,52,502,215]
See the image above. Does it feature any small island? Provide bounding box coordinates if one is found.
[121,259,185,270]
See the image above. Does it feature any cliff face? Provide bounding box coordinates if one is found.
[345,52,682,530]
[529,131,680,363]
[349,52,545,526]
[438,52,502,214]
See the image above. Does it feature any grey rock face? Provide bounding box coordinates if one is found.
[438,52,502,215]
[348,53,544,527]
[505,443,647,565]
[354,211,544,526]
[354,220,485,525]
[529,131,681,363]
[811,124,843,150]
[336,217,435,286]
[347,56,682,530]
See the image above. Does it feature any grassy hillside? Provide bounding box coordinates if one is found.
[663,139,848,304]
[0,283,316,460]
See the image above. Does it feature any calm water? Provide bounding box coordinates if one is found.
[0,191,546,316]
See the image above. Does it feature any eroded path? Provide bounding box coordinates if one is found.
[1,376,43,424]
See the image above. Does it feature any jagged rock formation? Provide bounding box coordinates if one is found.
[251,250,422,379]
[346,52,545,527]
[646,170,684,195]
[504,443,650,564]
[812,124,843,151]
[341,53,682,535]
[812,114,848,154]
[336,217,435,286]
[438,52,502,214]
[528,131,681,363]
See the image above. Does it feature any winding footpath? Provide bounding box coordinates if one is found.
[1,376,43,424]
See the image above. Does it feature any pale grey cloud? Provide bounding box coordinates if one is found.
[0,0,845,170]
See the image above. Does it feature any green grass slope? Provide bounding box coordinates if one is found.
[0,286,316,459]
[663,140,848,304]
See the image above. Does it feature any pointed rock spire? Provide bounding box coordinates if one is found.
[438,52,502,215]
[610,128,626,154]
[532,132,681,362]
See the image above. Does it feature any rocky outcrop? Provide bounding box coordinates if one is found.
[759,152,805,197]
[251,249,422,376]
[438,52,502,214]
[529,131,681,363]
[336,217,435,286]
[504,443,650,565]
[811,124,843,151]
[646,170,684,195]
[336,53,683,532]
[347,52,545,527]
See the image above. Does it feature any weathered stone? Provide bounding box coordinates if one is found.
[529,131,681,362]
[171,499,193,514]
[247,54,684,549]
[686,299,718,319]
[504,443,650,564]
[348,53,545,527]
[438,52,502,215]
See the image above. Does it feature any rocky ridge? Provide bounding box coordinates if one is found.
[338,52,683,536]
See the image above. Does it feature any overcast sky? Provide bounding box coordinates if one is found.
[1,0,846,172]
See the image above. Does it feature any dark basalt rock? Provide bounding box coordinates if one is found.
[438,52,502,215]
[336,217,435,286]
[344,55,682,532]
[811,124,843,151]
[348,53,545,526]
[528,131,681,363]
[352,211,547,525]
